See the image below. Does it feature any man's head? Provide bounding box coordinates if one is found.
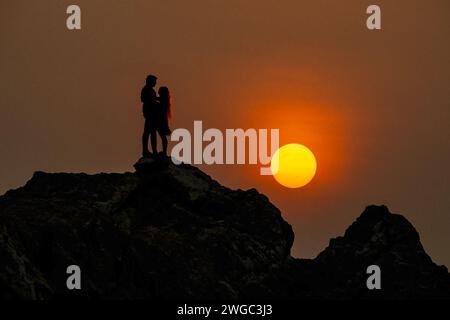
[146,74,157,87]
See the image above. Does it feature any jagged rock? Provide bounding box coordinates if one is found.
[0,163,293,299]
[267,205,450,299]
[0,164,448,300]
[312,205,450,299]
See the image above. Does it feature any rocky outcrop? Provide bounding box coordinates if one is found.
[0,162,293,299]
[313,205,450,299]
[269,205,450,299]
[0,162,448,299]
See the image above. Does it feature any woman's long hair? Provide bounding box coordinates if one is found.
[158,86,172,121]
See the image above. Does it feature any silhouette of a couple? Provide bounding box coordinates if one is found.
[141,75,172,158]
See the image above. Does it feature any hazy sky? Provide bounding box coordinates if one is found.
[1,0,449,266]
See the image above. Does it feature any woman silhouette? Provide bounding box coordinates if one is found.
[157,86,172,157]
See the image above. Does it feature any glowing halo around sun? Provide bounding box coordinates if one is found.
[270,144,317,188]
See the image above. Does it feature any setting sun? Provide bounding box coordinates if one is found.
[271,144,317,188]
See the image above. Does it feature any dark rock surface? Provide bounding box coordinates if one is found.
[268,205,450,299]
[0,162,448,299]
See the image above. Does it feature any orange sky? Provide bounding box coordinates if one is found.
[1,0,450,265]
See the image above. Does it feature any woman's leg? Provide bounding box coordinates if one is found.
[161,133,168,157]
[150,129,157,154]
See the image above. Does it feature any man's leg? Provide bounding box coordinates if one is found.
[150,129,157,154]
[142,121,150,157]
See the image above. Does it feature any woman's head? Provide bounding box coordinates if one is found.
[158,86,172,120]
[158,86,170,98]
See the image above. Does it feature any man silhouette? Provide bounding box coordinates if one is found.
[141,75,158,157]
